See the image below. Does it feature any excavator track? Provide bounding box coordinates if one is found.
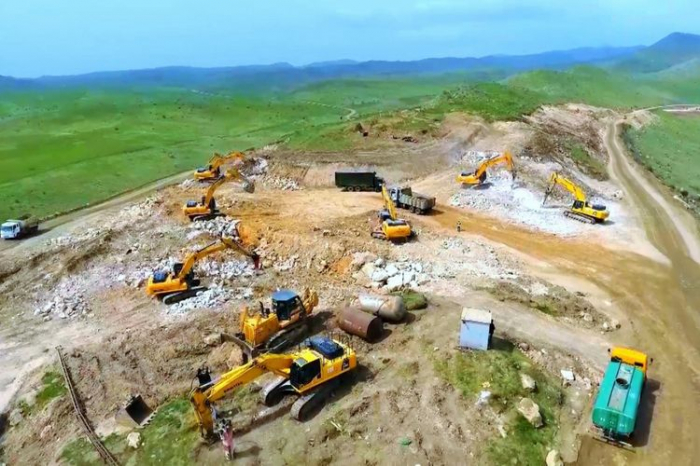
[261,376,291,406]
[291,377,342,421]
[564,211,596,224]
[191,212,225,222]
[266,322,309,354]
[162,286,207,305]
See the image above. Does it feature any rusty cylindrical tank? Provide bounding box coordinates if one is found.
[337,308,383,341]
[356,293,406,322]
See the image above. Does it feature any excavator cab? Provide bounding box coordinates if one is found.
[272,289,303,321]
[290,357,322,389]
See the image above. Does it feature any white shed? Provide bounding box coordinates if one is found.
[459,308,493,350]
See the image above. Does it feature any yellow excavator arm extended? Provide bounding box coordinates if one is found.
[190,353,295,435]
[184,168,255,221]
[195,151,247,181]
[545,172,586,202]
[190,337,357,437]
[175,234,258,281]
[146,233,259,299]
[381,185,398,221]
[543,172,610,223]
[457,151,515,185]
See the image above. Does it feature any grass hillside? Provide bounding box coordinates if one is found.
[0,88,342,219]
[625,112,700,206]
[614,32,700,74]
[2,61,700,221]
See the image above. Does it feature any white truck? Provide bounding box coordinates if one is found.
[1,217,39,240]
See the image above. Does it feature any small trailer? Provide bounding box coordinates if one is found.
[388,186,435,215]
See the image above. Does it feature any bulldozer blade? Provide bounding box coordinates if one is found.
[221,333,257,364]
[116,394,155,428]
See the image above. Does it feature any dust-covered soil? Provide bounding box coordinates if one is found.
[1,104,697,465]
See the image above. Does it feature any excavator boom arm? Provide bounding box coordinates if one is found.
[176,240,229,280]
[547,173,587,202]
[474,151,514,178]
[206,353,294,402]
[190,352,295,435]
[381,185,398,221]
[210,151,246,171]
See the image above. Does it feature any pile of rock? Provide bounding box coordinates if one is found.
[350,252,429,291]
[179,179,198,189]
[198,258,255,280]
[35,281,90,320]
[167,285,253,315]
[167,286,233,315]
[189,217,240,238]
[47,228,102,249]
[264,176,301,191]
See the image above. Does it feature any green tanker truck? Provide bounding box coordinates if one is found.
[591,346,649,446]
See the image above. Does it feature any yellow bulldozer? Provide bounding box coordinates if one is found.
[190,336,357,438]
[226,288,319,361]
[183,169,254,222]
[194,151,246,182]
[371,185,412,241]
[543,172,610,224]
[457,151,515,186]
[146,234,260,305]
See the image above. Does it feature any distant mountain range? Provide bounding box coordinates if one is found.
[2,32,699,93]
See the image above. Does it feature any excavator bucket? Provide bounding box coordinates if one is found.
[115,394,154,428]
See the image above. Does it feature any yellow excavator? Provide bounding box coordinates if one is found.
[190,336,357,437]
[543,172,610,224]
[146,234,260,305]
[194,151,246,182]
[371,185,412,241]
[183,169,254,222]
[227,288,319,361]
[457,151,515,186]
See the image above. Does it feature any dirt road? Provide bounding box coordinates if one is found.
[0,170,190,254]
[573,120,700,465]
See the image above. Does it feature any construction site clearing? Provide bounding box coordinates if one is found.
[0,104,691,466]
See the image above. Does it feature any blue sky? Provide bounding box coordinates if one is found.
[1,0,698,77]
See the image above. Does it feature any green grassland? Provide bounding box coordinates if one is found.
[433,340,563,465]
[625,111,700,206]
[1,66,700,220]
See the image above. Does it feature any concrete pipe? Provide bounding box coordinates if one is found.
[356,293,406,322]
[337,308,383,342]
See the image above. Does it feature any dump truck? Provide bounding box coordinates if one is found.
[388,186,435,214]
[335,171,384,192]
[591,347,649,446]
[1,216,39,240]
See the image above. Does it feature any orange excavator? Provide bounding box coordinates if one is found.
[457,151,516,186]
[194,151,246,182]
[146,233,260,305]
[183,169,254,222]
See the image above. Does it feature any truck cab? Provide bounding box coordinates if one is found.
[1,221,20,239]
